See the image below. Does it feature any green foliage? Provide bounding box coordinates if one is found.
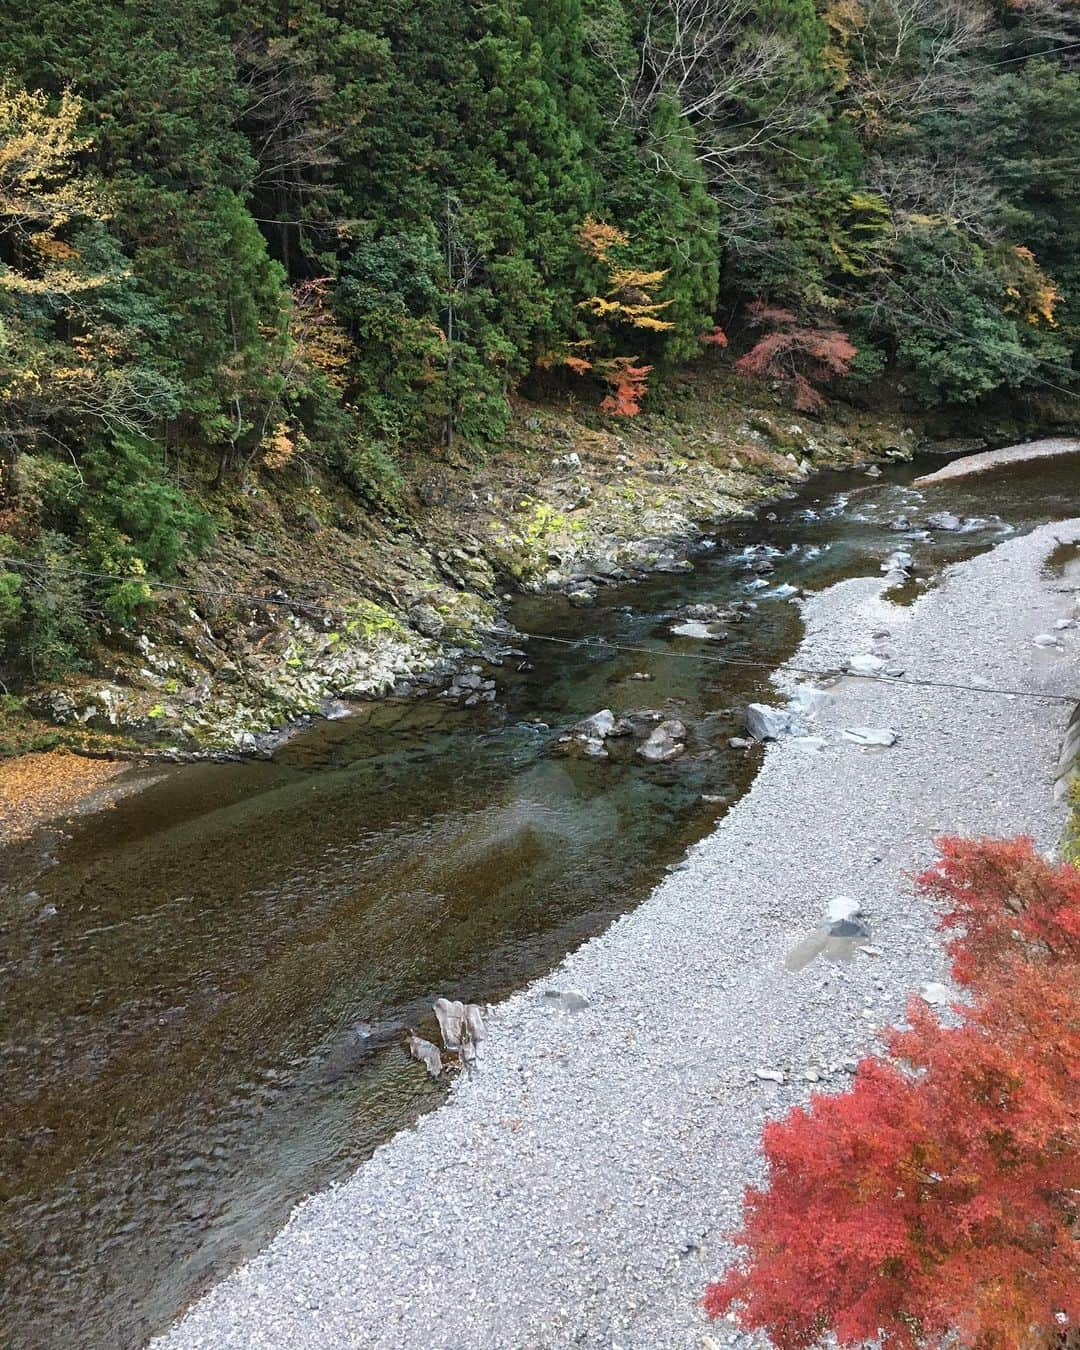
[10,532,91,679]
[0,0,1075,679]
[0,568,22,638]
[81,437,214,577]
[863,226,1071,406]
[338,437,405,509]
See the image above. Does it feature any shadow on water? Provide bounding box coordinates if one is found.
[1,449,1077,1348]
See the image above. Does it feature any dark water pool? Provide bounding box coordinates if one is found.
[1,449,1077,1348]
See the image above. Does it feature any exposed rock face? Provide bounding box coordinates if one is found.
[21,394,916,756]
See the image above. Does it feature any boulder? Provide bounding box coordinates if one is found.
[637,719,688,763]
[670,620,729,641]
[567,584,598,608]
[745,703,793,741]
[842,726,898,747]
[844,653,887,676]
[925,511,962,532]
[882,550,913,573]
[826,895,862,922]
[577,709,616,738]
[678,603,731,622]
[654,553,693,574]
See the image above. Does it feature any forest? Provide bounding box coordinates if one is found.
[0,0,1078,676]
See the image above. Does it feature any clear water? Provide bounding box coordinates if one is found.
[1,450,1077,1348]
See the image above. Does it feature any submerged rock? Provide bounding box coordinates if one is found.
[637,719,687,763]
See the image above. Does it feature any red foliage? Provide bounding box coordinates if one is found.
[916,835,1080,987]
[705,837,1080,1349]
[699,325,730,348]
[733,300,856,410]
[597,356,653,417]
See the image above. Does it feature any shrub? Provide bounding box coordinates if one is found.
[81,436,213,577]
[13,532,91,678]
[706,837,1079,1349]
[734,302,856,411]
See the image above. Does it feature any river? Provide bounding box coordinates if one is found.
[1,448,1077,1348]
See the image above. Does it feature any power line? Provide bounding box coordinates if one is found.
[517,631,1080,706]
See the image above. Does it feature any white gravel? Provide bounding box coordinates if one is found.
[155,519,1080,1350]
[914,436,1080,485]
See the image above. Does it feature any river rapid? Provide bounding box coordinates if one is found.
[2,448,1078,1349]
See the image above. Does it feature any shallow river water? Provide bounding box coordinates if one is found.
[2,449,1078,1348]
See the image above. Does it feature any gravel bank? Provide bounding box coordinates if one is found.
[156,519,1080,1350]
[914,436,1080,485]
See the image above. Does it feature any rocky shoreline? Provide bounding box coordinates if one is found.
[19,399,922,761]
[154,515,1080,1350]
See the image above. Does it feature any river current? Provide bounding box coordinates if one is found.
[2,449,1077,1348]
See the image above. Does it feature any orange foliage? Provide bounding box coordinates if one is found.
[699,326,729,348]
[597,356,652,416]
[705,837,1080,1349]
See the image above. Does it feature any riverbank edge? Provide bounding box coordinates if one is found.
[154,517,1080,1350]
[914,435,1080,485]
[1,378,937,779]
[4,394,914,764]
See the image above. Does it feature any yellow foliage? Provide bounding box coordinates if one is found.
[262,422,296,470]
[1006,246,1060,327]
[627,314,676,332]
[607,267,669,292]
[577,216,628,262]
[821,0,865,87]
[0,82,114,301]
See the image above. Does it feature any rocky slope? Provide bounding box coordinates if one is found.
[12,370,935,758]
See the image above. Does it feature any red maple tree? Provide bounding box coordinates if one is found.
[733,301,856,411]
[705,837,1080,1349]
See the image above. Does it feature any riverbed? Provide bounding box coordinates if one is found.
[2,449,1078,1348]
